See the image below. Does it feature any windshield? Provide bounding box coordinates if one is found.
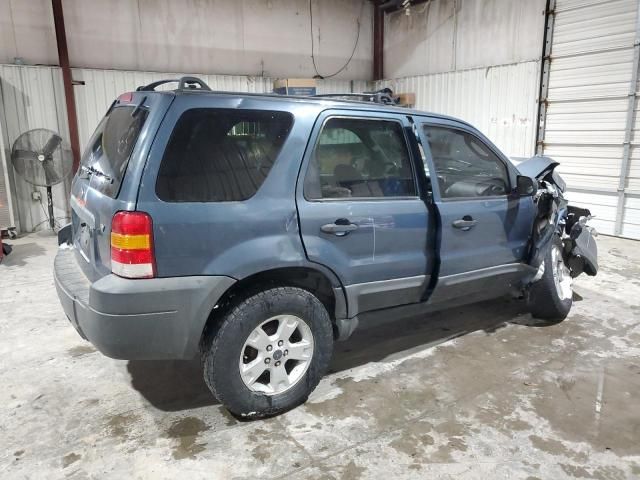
[79,105,148,198]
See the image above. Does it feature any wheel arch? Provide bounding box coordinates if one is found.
[200,266,348,348]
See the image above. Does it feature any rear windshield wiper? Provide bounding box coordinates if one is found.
[132,95,147,117]
[80,164,113,183]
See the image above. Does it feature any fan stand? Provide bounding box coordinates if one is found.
[46,186,55,230]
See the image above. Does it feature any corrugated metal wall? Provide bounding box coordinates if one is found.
[0,65,71,233]
[375,61,541,158]
[540,0,640,238]
[0,112,14,229]
[0,64,365,233]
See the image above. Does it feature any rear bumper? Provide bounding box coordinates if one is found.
[54,246,236,360]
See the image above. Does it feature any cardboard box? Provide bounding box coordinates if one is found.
[273,78,317,96]
[397,92,416,107]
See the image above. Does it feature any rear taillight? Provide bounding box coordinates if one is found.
[110,211,156,279]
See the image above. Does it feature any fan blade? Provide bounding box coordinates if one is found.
[42,134,63,157]
[12,149,39,166]
[41,158,62,185]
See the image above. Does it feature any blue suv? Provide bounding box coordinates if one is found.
[54,77,597,418]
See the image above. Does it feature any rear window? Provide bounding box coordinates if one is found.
[156,109,293,202]
[80,105,148,198]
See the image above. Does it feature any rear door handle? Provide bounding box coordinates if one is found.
[321,219,358,236]
[452,216,477,231]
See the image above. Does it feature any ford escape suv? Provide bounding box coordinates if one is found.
[55,77,597,418]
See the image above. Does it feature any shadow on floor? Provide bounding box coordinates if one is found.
[127,359,219,412]
[0,242,47,267]
[330,296,530,373]
[128,296,535,412]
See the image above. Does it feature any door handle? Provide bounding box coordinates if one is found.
[452,216,477,231]
[321,219,358,236]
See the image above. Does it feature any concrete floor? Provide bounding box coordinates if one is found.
[1,233,639,480]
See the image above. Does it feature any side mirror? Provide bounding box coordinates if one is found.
[516,175,537,196]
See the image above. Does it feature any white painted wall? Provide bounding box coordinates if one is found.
[0,0,372,80]
[384,0,546,78]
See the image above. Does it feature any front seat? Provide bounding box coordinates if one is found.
[334,164,362,189]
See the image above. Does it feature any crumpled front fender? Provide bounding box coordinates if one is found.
[564,206,598,277]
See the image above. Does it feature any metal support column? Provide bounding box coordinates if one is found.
[614,0,640,235]
[536,0,556,156]
[51,0,81,174]
[373,2,384,81]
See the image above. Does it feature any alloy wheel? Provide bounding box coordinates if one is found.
[238,315,314,395]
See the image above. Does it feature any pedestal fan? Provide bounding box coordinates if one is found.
[11,129,73,230]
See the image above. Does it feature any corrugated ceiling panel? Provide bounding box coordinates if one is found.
[375,61,540,158]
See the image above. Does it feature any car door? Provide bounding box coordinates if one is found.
[415,118,535,303]
[297,110,434,317]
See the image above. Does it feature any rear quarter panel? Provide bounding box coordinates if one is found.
[136,95,324,279]
[70,93,174,280]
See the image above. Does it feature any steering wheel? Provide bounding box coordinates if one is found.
[477,178,506,196]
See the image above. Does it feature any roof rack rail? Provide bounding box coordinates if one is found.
[313,88,399,105]
[136,76,211,92]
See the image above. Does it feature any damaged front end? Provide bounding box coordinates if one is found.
[518,156,598,281]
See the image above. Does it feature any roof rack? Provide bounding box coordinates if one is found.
[136,76,211,92]
[313,89,399,105]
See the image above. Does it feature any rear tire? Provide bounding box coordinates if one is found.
[202,287,333,419]
[527,236,573,322]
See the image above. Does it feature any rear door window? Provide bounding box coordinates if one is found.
[80,105,148,198]
[156,109,293,202]
[304,117,417,199]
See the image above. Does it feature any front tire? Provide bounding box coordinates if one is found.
[202,287,333,419]
[527,236,573,321]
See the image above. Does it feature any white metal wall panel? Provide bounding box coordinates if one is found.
[0,113,14,229]
[566,190,620,235]
[315,79,372,95]
[622,196,640,237]
[625,126,640,237]
[0,64,71,233]
[375,61,540,158]
[541,0,640,238]
[551,0,637,56]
